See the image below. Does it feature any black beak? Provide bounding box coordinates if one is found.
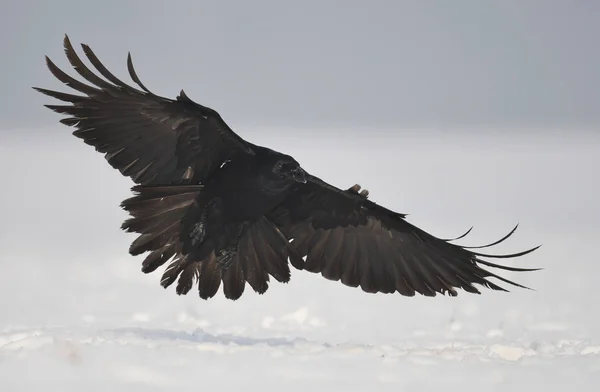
[292,167,307,183]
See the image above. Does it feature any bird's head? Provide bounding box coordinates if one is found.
[272,156,307,184]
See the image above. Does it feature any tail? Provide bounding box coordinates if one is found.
[119,185,302,301]
[170,216,301,301]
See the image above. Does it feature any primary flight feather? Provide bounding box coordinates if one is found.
[34,35,540,301]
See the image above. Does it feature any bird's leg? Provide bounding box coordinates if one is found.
[216,222,249,270]
[189,221,206,247]
[348,183,369,198]
[189,198,218,247]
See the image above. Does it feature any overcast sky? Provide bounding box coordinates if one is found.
[1,1,600,357]
[2,0,599,132]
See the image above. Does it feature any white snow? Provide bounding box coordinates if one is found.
[1,127,599,391]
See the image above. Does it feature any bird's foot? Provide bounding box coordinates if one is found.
[348,183,369,198]
[189,198,220,247]
[189,222,205,246]
[216,247,237,270]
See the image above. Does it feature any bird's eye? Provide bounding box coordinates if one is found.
[276,161,283,169]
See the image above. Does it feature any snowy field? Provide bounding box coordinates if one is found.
[1,127,599,391]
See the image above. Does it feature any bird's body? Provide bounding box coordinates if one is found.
[184,148,300,264]
[35,35,541,302]
[203,147,300,220]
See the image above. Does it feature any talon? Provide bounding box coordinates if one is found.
[359,189,369,197]
[190,222,205,246]
[217,248,237,270]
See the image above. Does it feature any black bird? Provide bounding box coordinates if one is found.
[34,35,540,301]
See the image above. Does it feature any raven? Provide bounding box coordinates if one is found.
[34,35,540,301]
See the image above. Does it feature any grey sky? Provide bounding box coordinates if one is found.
[2,1,600,363]
[2,0,599,131]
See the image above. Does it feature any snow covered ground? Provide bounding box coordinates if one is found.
[1,127,599,391]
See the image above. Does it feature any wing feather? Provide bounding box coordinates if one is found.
[35,35,254,186]
[269,174,541,297]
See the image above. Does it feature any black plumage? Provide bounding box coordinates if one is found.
[34,35,541,301]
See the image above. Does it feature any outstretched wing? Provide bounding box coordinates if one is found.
[34,35,254,185]
[268,175,541,297]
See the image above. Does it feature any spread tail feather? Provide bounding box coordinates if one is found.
[120,185,300,301]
